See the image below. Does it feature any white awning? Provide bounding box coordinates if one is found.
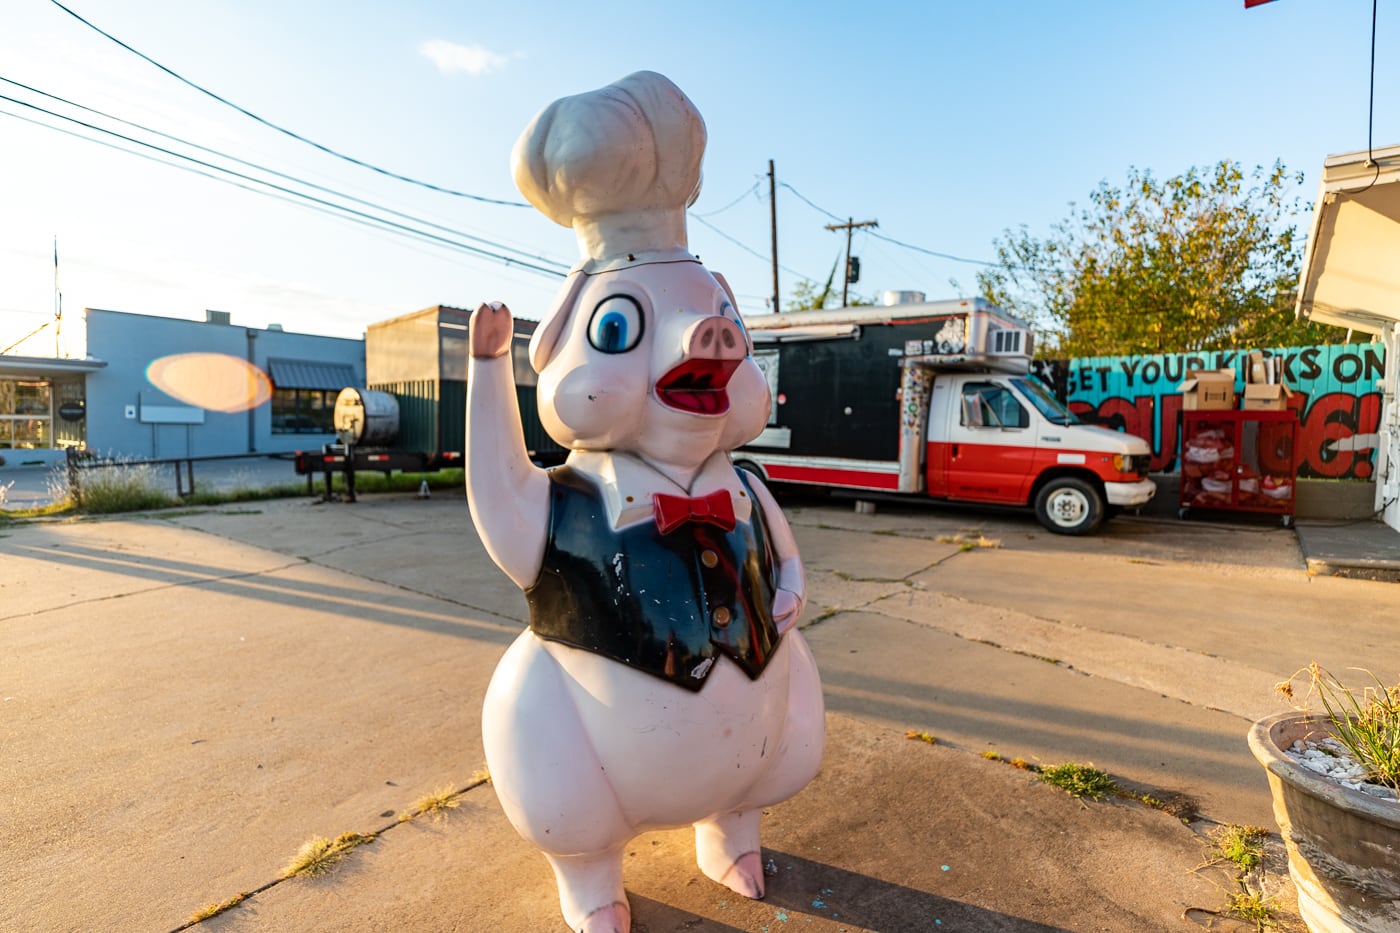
[0,354,107,377]
[1296,144,1400,335]
[749,323,859,343]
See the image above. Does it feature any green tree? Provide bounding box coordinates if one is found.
[976,160,1345,356]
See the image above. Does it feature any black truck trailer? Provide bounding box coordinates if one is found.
[294,305,564,487]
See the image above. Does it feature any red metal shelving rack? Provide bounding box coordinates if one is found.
[1179,409,1299,526]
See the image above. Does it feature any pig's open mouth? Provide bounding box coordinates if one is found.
[655,358,742,415]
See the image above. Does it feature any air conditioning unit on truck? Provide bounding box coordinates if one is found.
[735,297,1156,535]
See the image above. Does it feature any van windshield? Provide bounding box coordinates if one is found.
[1010,376,1080,425]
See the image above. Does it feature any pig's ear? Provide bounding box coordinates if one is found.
[529,272,589,372]
[713,271,738,310]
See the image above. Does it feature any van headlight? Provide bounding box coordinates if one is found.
[1112,453,1139,475]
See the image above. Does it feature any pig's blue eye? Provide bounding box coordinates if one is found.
[721,300,752,352]
[721,300,749,334]
[587,295,644,353]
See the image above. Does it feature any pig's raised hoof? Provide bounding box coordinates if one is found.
[578,901,630,933]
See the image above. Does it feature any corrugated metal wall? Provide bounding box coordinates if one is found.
[371,379,440,451]
[368,376,562,459]
[440,380,465,452]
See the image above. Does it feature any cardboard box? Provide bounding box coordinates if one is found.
[1179,368,1237,410]
[1247,350,1267,385]
[1245,350,1282,386]
[1242,382,1294,411]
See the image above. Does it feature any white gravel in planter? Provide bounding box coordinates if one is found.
[1287,736,1399,801]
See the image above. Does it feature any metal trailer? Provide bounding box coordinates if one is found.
[738,298,1034,467]
[294,305,565,490]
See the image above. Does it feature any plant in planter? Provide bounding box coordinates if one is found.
[1249,665,1400,933]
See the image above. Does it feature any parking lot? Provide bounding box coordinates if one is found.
[4,485,1397,930]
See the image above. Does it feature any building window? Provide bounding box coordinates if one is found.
[0,379,53,448]
[271,388,334,434]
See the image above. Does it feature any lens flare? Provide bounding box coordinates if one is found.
[146,354,272,413]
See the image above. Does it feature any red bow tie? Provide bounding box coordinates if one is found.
[653,489,737,535]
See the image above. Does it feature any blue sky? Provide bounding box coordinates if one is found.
[0,0,1394,347]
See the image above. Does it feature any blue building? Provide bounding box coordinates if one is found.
[0,308,364,461]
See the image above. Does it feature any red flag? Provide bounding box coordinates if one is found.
[1245,0,1278,7]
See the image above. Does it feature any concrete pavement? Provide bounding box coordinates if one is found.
[7,488,1398,931]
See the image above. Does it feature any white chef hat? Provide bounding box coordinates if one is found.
[511,71,705,273]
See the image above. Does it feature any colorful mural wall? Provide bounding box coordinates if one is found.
[1045,344,1386,479]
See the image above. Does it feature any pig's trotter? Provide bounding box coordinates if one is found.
[544,849,630,933]
[695,810,765,899]
[578,902,630,933]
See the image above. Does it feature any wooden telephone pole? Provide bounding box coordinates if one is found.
[768,160,779,313]
[824,217,878,306]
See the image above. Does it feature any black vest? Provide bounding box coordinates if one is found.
[525,465,781,692]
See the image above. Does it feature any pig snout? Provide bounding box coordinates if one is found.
[684,316,746,361]
[654,317,749,417]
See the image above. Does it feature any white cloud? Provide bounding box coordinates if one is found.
[420,39,509,76]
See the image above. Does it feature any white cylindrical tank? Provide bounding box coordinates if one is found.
[333,387,399,446]
[882,290,926,306]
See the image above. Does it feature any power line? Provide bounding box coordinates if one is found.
[4,96,562,275]
[689,214,810,281]
[46,0,532,207]
[0,105,498,267]
[693,181,761,218]
[865,238,935,293]
[779,180,998,267]
[0,99,569,278]
[868,230,997,267]
[779,182,843,223]
[0,76,571,274]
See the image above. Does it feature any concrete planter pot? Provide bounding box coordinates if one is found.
[1248,712,1400,932]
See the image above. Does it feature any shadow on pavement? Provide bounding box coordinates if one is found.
[762,851,1074,932]
[7,539,518,644]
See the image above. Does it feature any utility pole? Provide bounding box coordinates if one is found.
[768,160,779,312]
[824,217,878,306]
[53,235,62,357]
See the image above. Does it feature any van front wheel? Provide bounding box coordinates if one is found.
[1034,477,1104,535]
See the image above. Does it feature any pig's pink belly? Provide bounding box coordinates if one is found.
[536,634,810,828]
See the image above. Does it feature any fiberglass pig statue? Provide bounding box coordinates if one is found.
[464,71,825,933]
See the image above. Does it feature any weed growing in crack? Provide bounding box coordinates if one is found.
[936,533,1001,550]
[187,892,250,923]
[981,750,1038,771]
[181,772,498,927]
[986,751,1197,822]
[1212,824,1269,873]
[280,832,375,879]
[1188,824,1284,931]
[1038,762,1117,800]
[1225,887,1281,929]
[402,786,462,822]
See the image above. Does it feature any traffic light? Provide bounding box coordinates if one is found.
[846,255,860,284]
